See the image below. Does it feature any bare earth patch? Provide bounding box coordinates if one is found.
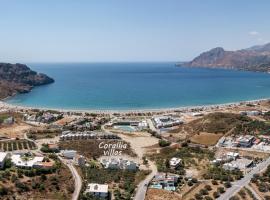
[190,132,223,146]
[145,188,182,200]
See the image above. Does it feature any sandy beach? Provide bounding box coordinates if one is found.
[1,98,270,115]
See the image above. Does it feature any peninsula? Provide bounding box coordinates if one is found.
[178,43,270,72]
[0,63,54,99]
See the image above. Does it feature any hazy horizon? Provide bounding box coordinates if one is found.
[0,0,270,63]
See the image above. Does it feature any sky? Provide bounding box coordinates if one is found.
[0,0,270,63]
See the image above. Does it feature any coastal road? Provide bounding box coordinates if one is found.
[134,161,157,200]
[58,157,82,200]
[217,157,270,200]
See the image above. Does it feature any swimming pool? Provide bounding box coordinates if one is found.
[114,125,137,132]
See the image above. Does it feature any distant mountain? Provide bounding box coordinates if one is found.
[179,43,270,72]
[0,63,54,99]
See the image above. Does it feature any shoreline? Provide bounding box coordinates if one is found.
[1,98,269,114]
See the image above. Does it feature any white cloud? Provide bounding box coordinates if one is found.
[249,31,260,36]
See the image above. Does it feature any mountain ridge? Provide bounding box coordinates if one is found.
[0,63,54,99]
[179,43,270,72]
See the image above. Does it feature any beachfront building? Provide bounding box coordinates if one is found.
[0,152,8,169]
[152,116,183,129]
[111,119,149,131]
[100,157,138,171]
[85,183,109,199]
[169,157,182,169]
[240,110,261,116]
[59,131,120,141]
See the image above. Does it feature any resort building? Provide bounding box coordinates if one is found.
[240,110,261,116]
[85,183,109,199]
[59,131,120,141]
[169,157,182,169]
[111,120,149,131]
[152,116,183,129]
[11,154,44,168]
[0,152,8,169]
[100,157,138,171]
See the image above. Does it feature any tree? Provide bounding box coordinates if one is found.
[158,139,171,147]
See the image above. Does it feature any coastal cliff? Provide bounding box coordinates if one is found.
[0,63,54,99]
[178,43,270,72]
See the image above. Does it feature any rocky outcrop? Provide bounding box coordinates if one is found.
[0,63,54,99]
[179,43,270,72]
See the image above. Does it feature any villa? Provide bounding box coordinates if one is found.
[100,157,138,171]
[152,116,183,129]
[150,173,179,191]
[169,157,182,169]
[85,183,109,199]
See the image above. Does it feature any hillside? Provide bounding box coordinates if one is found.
[178,43,270,72]
[0,63,54,99]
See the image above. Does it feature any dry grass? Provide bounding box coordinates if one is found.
[59,139,136,158]
[145,188,182,200]
[190,132,223,146]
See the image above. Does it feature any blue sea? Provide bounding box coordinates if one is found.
[5,62,270,110]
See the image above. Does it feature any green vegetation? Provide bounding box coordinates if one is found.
[233,120,270,135]
[158,139,171,147]
[40,143,60,153]
[81,167,148,200]
[149,146,214,174]
[203,166,243,181]
[189,112,251,134]
[251,164,270,193]
[0,139,36,151]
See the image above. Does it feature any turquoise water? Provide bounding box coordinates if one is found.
[114,125,137,132]
[6,62,270,110]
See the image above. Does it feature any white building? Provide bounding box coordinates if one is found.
[152,116,183,129]
[101,158,138,171]
[0,152,8,169]
[169,157,182,169]
[11,154,44,168]
[85,183,108,198]
[61,150,77,159]
[226,152,239,160]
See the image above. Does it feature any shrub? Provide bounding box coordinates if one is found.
[158,139,171,147]
[224,181,232,188]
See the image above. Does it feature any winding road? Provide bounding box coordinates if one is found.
[134,161,157,200]
[217,157,270,200]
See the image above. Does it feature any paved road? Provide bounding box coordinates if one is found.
[217,157,270,200]
[245,185,262,200]
[59,157,82,200]
[134,161,157,200]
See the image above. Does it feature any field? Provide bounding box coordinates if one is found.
[0,139,36,151]
[145,188,181,200]
[27,128,61,140]
[190,132,223,146]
